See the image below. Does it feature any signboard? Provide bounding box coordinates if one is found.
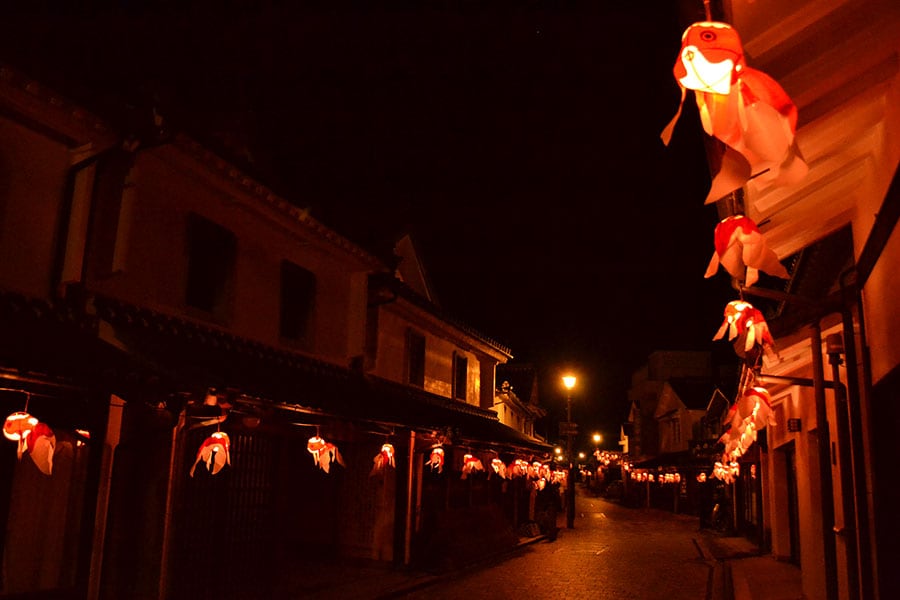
[559,421,578,436]
[787,418,802,432]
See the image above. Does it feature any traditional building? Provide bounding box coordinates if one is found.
[677,1,900,598]
[0,64,550,600]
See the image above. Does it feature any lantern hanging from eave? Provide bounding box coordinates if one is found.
[370,443,395,476]
[713,300,776,360]
[427,445,444,473]
[26,422,56,475]
[491,458,507,479]
[460,453,484,480]
[4,411,39,459]
[661,21,807,203]
[189,431,231,477]
[705,215,789,287]
[510,458,530,478]
[740,386,776,431]
[307,435,344,474]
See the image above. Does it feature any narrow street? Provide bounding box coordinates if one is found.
[394,492,719,600]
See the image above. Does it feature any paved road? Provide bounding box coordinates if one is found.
[396,494,716,600]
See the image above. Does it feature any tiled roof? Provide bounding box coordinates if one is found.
[91,294,548,454]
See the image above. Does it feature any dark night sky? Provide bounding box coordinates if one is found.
[0,1,737,446]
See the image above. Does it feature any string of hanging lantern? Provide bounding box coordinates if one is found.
[659,1,809,484]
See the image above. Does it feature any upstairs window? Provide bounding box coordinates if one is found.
[406,330,425,387]
[453,354,468,400]
[185,213,236,317]
[280,260,316,345]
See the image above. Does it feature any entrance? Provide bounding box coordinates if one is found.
[784,442,801,565]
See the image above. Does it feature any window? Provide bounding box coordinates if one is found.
[406,330,425,387]
[279,260,316,344]
[185,213,236,316]
[453,354,467,400]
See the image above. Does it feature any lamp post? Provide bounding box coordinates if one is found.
[562,375,576,529]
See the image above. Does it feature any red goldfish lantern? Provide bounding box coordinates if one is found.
[705,215,789,286]
[713,300,776,360]
[661,21,807,203]
[307,435,344,473]
[189,431,231,477]
[427,446,444,473]
[739,386,775,431]
[507,459,525,478]
[370,443,395,475]
[460,453,484,480]
[4,411,39,459]
[26,422,56,475]
[490,458,507,479]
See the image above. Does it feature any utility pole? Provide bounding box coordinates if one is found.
[562,375,577,529]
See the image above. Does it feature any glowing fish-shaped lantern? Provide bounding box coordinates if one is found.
[490,458,507,479]
[189,431,231,477]
[27,422,56,475]
[705,215,789,286]
[713,300,776,359]
[4,411,39,459]
[509,458,528,478]
[661,21,807,203]
[307,435,344,474]
[370,443,395,475]
[718,386,775,461]
[460,453,484,480]
[740,386,775,431]
[427,446,444,473]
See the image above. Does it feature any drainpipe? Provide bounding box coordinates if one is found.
[811,323,839,600]
[839,271,874,600]
[87,394,126,600]
[404,430,416,566]
[826,333,860,600]
[157,408,187,600]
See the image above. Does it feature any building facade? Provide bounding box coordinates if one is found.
[0,65,550,600]
[682,1,900,599]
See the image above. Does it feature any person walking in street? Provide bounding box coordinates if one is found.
[535,478,562,541]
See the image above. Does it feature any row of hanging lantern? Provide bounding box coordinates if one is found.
[629,470,683,485]
[662,12,808,484]
[188,428,555,485]
[595,450,622,466]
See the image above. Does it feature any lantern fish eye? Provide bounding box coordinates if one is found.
[700,30,717,42]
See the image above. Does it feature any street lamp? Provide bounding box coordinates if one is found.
[562,375,576,529]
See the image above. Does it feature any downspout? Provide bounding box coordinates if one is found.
[811,323,839,600]
[157,408,187,600]
[404,430,416,566]
[839,270,874,600]
[826,333,859,600]
[87,394,126,600]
